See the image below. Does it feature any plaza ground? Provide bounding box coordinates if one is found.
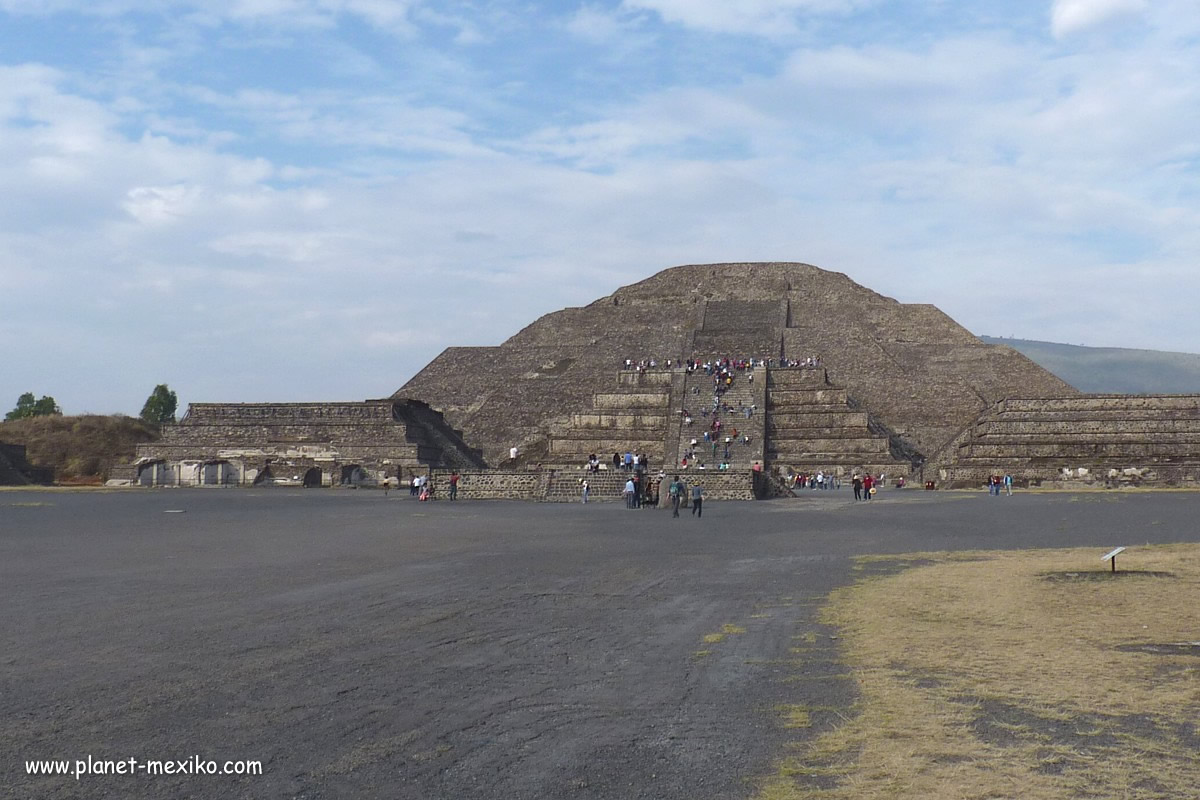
[3,488,1198,799]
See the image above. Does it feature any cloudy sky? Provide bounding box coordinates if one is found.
[1,0,1197,414]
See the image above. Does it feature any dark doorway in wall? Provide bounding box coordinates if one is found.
[340,465,368,486]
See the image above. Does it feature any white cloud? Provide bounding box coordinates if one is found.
[1051,0,1147,38]
[3,1,1200,417]
[621,0,873,35]
[566,4,633,42]
[123,184,204,224]
[0,0,420,34]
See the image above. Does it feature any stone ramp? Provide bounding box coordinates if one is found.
[394,402,487,470]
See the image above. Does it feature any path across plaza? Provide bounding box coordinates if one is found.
[3,488,1197,799]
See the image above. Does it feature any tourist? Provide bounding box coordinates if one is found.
[411,475,420,497]
[510,446,519,461]
[623,476,636,508]
[691,483,705,518]
[624,451,633,471]
[613,452,621,471]
[1004,473,1013,496]
[632,473,642,508]
[669,474,683,517]
[863,473,874,500]
[581,478,589,504]
[449,471,460,501]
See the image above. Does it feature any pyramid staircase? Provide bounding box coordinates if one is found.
[765,368,912,478]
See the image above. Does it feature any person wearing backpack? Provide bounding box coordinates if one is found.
[669,474,684,518]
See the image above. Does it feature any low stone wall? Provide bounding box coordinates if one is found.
[427,470,546,500]
[420,468,757,502]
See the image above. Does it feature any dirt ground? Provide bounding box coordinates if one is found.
[3,488,1199,799]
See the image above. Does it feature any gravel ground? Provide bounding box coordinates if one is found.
[3,488,1199,800]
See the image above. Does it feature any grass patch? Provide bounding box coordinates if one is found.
[703,623,748,646]
[757,544,1200,799]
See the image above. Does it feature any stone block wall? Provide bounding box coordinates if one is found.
[132,399,483,488]
[932,394,1200,487]
[427,469,547,500]
[765,368,912,477]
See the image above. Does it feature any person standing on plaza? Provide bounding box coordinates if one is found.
[1004,473,1013,496]
[691,483,704,518]
[449,471,460,501]
[581,478,589,504]
[669,474,683,517]
[624,476,636,508]
[852,474,862,501]
[863,473,874,500]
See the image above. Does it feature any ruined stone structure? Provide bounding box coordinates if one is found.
[930,395,1200,487]
[398,263,1072,476]
[122,262,1200,496]
[0,442,52,486]
[133,400,484,487]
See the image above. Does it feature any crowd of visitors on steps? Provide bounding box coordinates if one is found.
[621,355,822,371]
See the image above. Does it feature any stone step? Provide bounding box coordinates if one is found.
[983,409,1200,422]
[552,413,669,432]
[592,392,672,410]
[1001,396,1200,413]
[767,424,881,438]
[766,368,828,388]
[961,442,1200,459]
[977,419,1200,433]
[970,430,1200,442]
[766,403,853,415]
[549,437,665,453]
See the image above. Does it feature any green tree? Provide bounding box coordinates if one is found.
[5,392,61,421]
[139,384,178,426]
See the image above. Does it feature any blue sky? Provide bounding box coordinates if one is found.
[1,0,1198,414]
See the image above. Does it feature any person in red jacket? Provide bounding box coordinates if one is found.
[863,473,874,500]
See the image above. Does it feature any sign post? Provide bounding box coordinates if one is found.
[1101,546,1127,573]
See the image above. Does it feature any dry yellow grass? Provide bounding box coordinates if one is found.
[757,544,1200,799]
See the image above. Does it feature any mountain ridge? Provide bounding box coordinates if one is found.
[980,336,1200,394]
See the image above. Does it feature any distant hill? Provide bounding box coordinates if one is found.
[0,415,160,483]
[980,337,1200,394]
